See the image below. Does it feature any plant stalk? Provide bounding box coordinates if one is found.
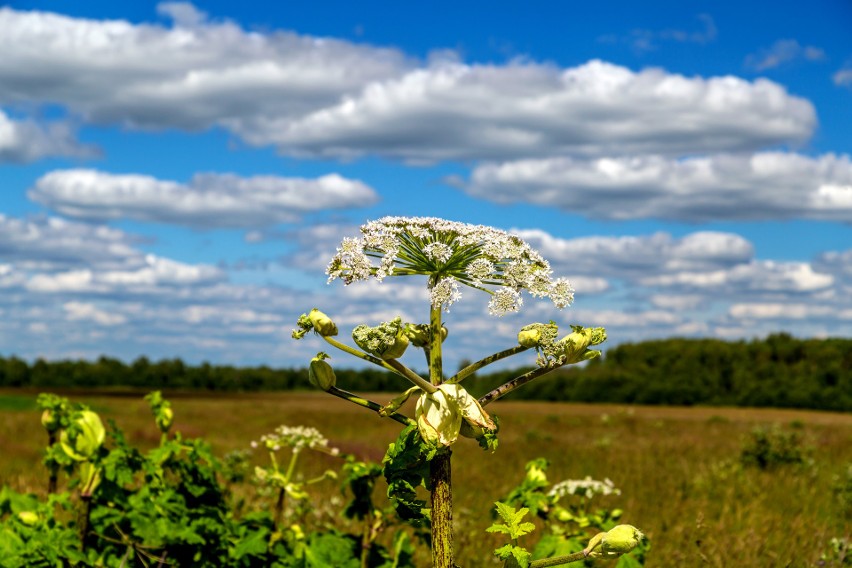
[327,386,415,426]
[323,336,437,393]
[78,494,93,551]
[447,345,529,384]
[47,432,58,494]
[528,550,589,567]
[478,365,563,407]
[428,303,454,568]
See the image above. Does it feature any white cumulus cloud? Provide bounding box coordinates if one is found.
[459,152,852,222]
[257,60,815,162]
[29,169,379,228]
[0,109,93,163]
[0,5,409,131]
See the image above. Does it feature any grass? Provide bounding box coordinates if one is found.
[2,388,850,566]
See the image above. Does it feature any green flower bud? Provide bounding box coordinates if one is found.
[17,511,39,526]
[557,325,607,364]
[41,409,61,434]
[517,327,541,347]
[308,352,336,391]
[353,317,410,360]
[155,406,174,433]
[60,410,105,461]
[584,524,643,558]
[308,308,338,337]
[518,322,559,348]
[403,323,448,347]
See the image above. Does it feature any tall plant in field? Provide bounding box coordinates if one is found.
[292,217,642,567]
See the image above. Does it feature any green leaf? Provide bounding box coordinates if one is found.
[490,502,537,539]
[382,424,438,526]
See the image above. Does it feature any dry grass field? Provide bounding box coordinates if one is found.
[2,388,850,567]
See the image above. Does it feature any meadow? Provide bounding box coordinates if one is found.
[1,388,850,567]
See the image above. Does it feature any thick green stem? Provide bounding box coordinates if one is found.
[360,518,373,568]
[428,304,454,568]
[323,336,436,393]
[272,450,299,531]
[385,358,438,393]
[478,365,563,407]
[273,487,286,531]
[328,386,415,426]
[429,305,443,387]
[447,345,529,384]
[430,451,453,568]
[78,495,92,551]
[528,551,589,567]
[47,432,58,494]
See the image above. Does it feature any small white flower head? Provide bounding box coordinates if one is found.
[466,257,494,285]
[549,278,575,309]
[488,288,523,317]
[252,425,332,453]
[325,216,575,315]
[549,476,621,500]
[423,242,453,264]
[430,277,462,312]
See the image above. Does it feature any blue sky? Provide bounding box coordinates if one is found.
[1,1,850,370]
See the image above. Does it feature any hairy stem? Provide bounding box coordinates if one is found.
[478,365,563,407]
[428,303,454,568]
[528,550,589,567]
[447,345,529,384]
[328,386,414,426]
[323,336,437,393]
[430,451,453,568]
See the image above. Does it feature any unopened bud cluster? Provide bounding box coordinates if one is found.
[292,308,338,340]
[518,322,607,367]
[583,524,644,559]
[352,317,410,360]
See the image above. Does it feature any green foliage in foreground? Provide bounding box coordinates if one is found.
[1,392,421,568]
[1,333,850,410]
[1,391,647,567]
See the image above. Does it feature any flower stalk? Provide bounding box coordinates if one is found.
[428,302,455,568]
[322,335,437,393]
[447,345,529,384]
[478,365,564,407]
[327,386,414,426]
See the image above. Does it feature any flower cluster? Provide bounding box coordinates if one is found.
[326,216,574,315]
[251,425,338,455]
[548,476,621,500]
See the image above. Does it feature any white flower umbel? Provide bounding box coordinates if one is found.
[326,216,574,315]
[252,425,338,455]
[430,277,462,312]
[549,476,621,500]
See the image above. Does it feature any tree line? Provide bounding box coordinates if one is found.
[1,333,849,411]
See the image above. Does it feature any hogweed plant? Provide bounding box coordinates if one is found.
[292,217,642,567]
[250,425,340,531]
